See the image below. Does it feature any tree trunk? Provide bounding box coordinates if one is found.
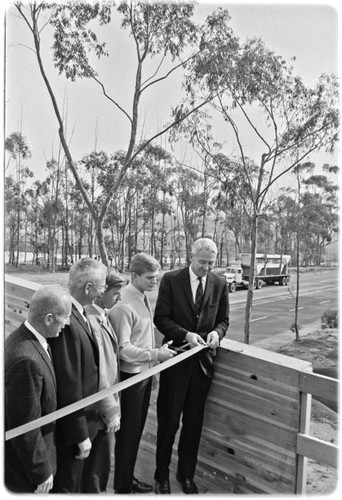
[294,226,300,341]
[244,214,258,344]
[96,218,108,265]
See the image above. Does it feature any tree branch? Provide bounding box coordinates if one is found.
[91,75,132,124]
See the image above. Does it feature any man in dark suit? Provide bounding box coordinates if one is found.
[153,238,229,494]
[49,257,107,493]
[5,285,72,493]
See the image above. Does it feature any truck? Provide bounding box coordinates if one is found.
[222,253,291,293]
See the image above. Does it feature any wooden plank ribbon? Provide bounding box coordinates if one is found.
[6,344,206,441]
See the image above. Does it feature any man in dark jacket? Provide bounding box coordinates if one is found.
[153,238,229,494]
[5,285,71,493]
[49,257,107,493]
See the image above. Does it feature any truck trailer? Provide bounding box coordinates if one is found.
[222,253,291,293]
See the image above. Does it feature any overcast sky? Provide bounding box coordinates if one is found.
[3,0,340,182]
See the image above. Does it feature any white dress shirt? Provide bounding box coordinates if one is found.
[189,266,207,303]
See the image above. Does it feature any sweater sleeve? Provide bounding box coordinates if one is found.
[109,305,159,365]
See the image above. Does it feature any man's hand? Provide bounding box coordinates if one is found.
[206,331,220,348]
[157,341,176,361]
[75,437,92,459]
[34,474,53,493]
[105,415,121,433]
[185,332,207,347]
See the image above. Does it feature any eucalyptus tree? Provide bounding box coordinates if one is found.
[5,132,33,266]
[4,176,20,265]
[288,162,315,339]
[25,180,45,266]
[301,170,339,264]
[135,144,175,264]
[14,0,217,264]
[270,192,298,259]
[179,8,339,343]
[174,163,205,261]
[5,132,31,172]
[41,158,64,271]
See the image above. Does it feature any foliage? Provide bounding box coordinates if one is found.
[9,2,339,283]
[177,7,339,343]
[5,132,32,162]
[290,322,302,333]
[14,0,216,264]
[321,310,338,329]
[4,129,339,272]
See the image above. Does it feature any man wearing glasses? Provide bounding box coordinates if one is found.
[49,257,107,493]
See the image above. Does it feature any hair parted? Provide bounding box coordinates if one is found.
[106,267,127,289]
[69,257,106,285]
[192,237,217,255]
[130,253,160,275]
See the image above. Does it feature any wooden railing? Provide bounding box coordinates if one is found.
[4,275,339,494]
[297,371,338,468]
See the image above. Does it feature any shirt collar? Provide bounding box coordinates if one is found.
[90,302,106,319]
[24,320,49,351]
[72,297,85,315]
[189,266,207,286]
[126,282,146,300]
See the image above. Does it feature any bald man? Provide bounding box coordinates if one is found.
[5,285,72,493]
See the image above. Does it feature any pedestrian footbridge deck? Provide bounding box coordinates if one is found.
[4,275,338,494]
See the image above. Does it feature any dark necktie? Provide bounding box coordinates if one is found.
[83,308,91,330]
[47,344,54,366]
[195,277,204,313]
[144,295,151,313]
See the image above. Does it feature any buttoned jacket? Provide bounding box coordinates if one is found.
[5,323,57,490]
[154,267,229,377]
[48,304,100,445]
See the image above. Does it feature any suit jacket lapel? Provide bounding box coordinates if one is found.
[202,272,213,308]
[73,306,90,332]
[86,303,119,346]
[72,306,99,349]
[183,267,197,315]
[183,267,213,313]
[94,314,118,345]
[102,316,119,346]
[22,325,57,388]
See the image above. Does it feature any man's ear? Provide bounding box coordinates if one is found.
[84,282,92,295]
[44,313,54,326]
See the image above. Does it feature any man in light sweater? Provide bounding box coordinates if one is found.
[109,253,175,494]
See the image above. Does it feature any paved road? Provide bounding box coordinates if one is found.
[6,268,338,350]
[147,269,338,348]
[228,272,338,347]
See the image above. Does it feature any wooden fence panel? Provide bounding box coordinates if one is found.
[138,339,314,494]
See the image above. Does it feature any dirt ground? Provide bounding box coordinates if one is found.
[277,328,339,495]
